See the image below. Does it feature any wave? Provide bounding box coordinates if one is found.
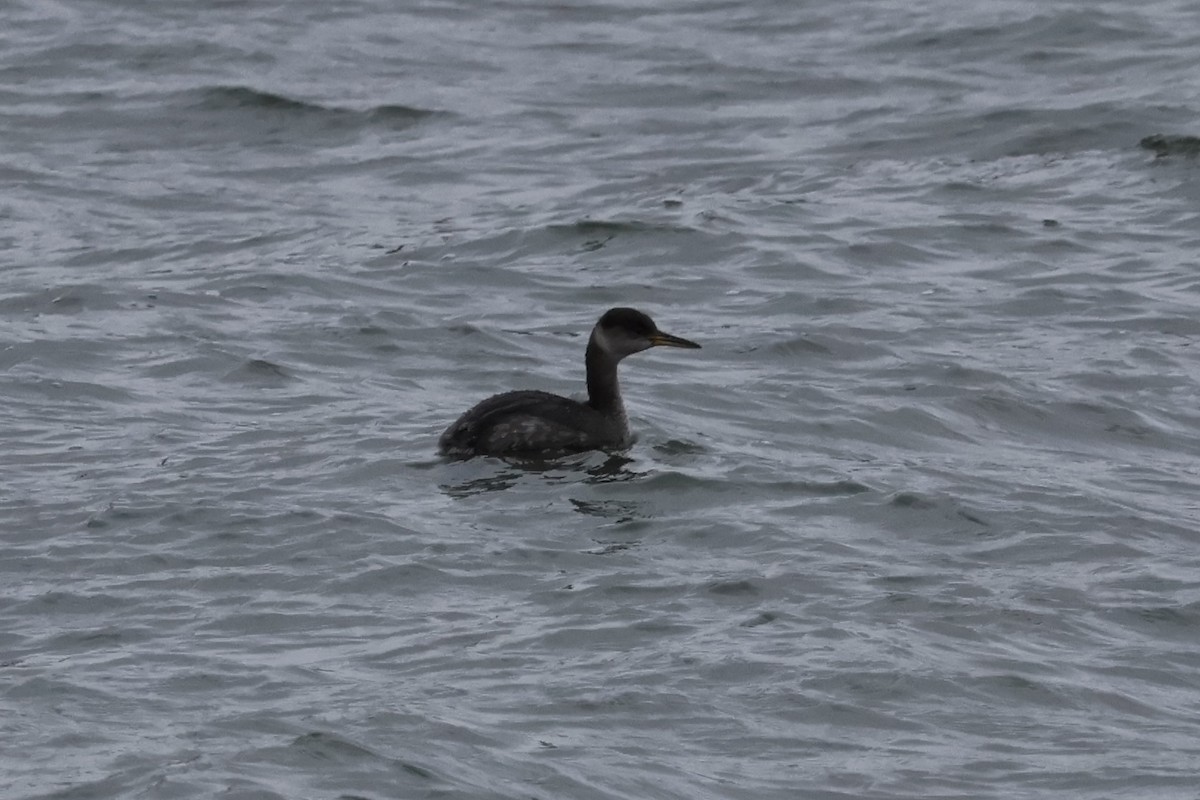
[1140,133,1200,159]
[187,85,442,130]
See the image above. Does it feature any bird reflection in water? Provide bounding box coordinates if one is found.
[439,452,642,498]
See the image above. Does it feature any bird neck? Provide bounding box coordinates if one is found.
[585,336,623,412]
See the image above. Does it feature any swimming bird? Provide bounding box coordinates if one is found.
[439,307,701,457]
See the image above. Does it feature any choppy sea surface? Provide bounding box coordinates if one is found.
[4,1,1200,797]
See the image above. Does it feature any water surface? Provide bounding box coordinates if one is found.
[3,1,1200,798]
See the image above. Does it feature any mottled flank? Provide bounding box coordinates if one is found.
[438,389,627,455]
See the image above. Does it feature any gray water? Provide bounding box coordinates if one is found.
[4,1,1200,797]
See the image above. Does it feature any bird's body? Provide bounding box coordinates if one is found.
[438,308,700,457]
[438,389,629,455]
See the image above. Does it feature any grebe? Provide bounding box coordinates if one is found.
[439,308,701,457]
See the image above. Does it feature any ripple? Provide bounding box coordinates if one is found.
[191,85,442,130]
[1140,133,1200,158]
[6,1,1200,798]
[222,358,294,385]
